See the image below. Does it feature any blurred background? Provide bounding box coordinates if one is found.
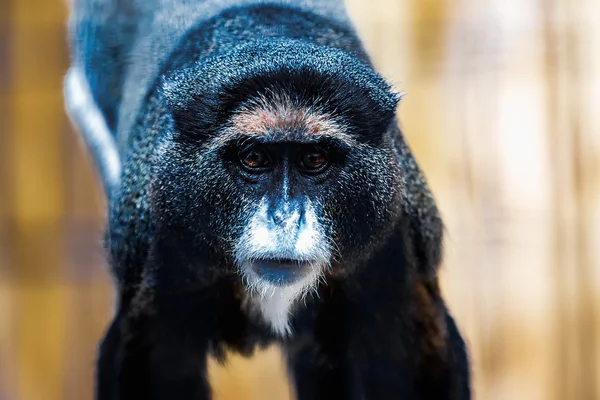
[0,0,599,399]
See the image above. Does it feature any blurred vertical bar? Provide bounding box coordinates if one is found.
[0,0,11,269]
[544,0,572,397]
[567,0,598,397]
[8,1,71,400]
[0,1,15,398]
[545,0,598,398]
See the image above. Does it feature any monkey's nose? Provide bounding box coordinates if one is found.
[271,207,300,228]
[269,200,304,230]
[270,211,286,226]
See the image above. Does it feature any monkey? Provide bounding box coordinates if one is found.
[64,1,471,399]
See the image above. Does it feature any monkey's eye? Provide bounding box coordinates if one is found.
[239,146,271,172]
[299,148,328,174]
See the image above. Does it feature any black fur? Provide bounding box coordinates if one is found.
[65,1,470,399]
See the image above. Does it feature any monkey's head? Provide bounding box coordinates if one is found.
[150,42,403,334]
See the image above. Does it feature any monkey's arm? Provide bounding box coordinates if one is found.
[95,297,214,400]
[444,311,471,400]
[96,309,123,400]
[288,299,470,400]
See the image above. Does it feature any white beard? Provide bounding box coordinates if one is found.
[235,197,331,336]
[241,261,324,336]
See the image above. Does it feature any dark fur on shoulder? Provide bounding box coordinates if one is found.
[65,1,470,399]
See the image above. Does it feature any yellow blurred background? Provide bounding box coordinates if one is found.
[0,0,599,399]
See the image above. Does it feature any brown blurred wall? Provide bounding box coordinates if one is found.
[0,0,599,399]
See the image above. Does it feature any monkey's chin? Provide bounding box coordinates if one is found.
[240,259,324,337]
[248,259,312,286]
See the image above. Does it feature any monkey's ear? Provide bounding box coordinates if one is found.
[64,67,121,199]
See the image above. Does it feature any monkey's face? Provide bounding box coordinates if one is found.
[227,139,335,335]
[154,89,402,335]
[227,134,402,290]
[155,60,401,334]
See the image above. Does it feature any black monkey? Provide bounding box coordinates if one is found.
[64,1,470,399]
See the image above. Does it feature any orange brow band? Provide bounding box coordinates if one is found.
[209,94,357,148]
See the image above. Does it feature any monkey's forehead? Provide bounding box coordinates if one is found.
[160,40,400,139]
[160,40,399,113]
[215,93,355,145]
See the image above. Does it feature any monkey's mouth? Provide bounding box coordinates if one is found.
[248,258,312,286]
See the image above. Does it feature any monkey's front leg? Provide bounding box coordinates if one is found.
[287,330,417,400]
[96,292,159,400]
[286,296,470,399]
[96,311,123,400]
[286,301,417,400]
[287,310,470,400]
[98,292,215,400]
